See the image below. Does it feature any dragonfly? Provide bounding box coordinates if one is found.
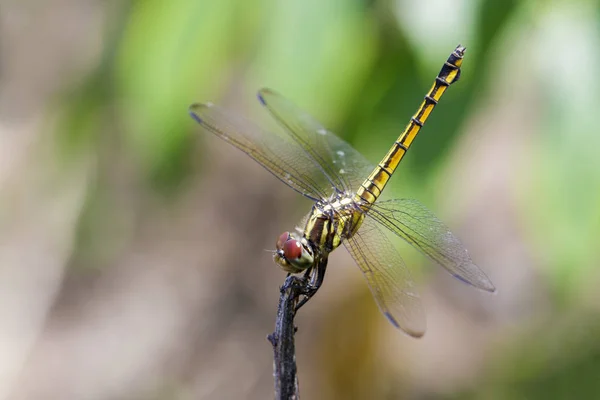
[189,45,495,337]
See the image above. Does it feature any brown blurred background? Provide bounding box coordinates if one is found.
[1,0,600,399]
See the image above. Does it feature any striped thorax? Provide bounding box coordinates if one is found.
[274,193,366,273]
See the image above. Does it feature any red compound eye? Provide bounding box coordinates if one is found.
[283,239,302,260]
[276,232,290,250]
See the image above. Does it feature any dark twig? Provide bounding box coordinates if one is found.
[268,274,309,400]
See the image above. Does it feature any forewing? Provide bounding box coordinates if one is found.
[189,102,331,201]
[344,216,425,337]
[258,88,374,194]
[368,199,496,292]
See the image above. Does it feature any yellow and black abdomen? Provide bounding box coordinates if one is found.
[355,45,466,206]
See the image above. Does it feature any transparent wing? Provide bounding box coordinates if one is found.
[368,199,496,292]
[344,216,425,337]
[189,102,333,201]
[258,88,374,194]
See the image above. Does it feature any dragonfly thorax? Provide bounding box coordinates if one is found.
[272,191,361,273]
[303,194,366,257]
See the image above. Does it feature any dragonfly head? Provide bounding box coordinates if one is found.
[274,232,314,273]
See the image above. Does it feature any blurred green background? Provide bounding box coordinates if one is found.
[1,0,599,399]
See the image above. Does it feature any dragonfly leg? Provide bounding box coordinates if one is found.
[295,259,328,312]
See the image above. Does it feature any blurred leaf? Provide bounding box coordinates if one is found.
[524,2,600,299]
[116,0,245,187]
[248,0,378,128]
